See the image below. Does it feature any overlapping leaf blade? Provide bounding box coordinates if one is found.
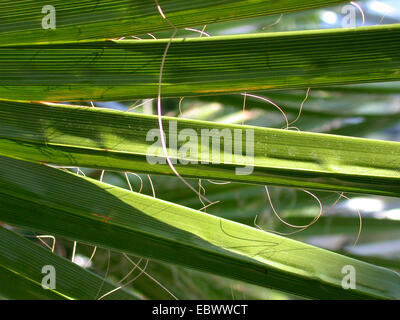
[1,24,400,101]
[1,101,400,197]
[0,156,399,299]
[0,227,139,300]
[0,0,347,45]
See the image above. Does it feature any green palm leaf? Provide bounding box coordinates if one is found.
[0,227,139,299]
[0,156,399,299]
[1,101,400,197]
[0,0,347,45]
[1,24,400,101]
